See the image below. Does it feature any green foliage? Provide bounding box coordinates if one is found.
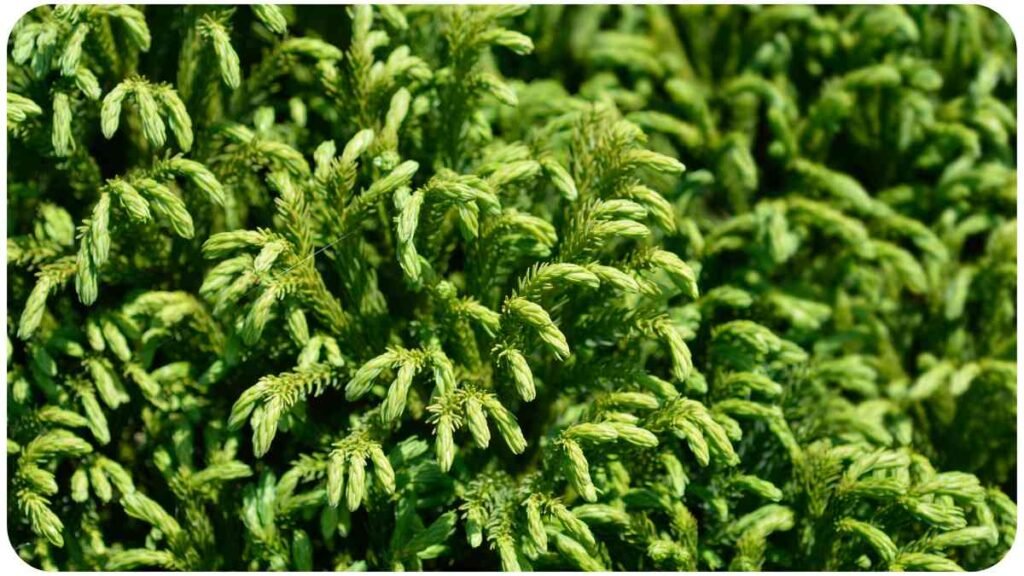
[6,4,1016,571]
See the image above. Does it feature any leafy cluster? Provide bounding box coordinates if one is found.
[6,4,1017,571]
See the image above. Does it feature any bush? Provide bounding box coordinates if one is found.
[6,4,1016,571]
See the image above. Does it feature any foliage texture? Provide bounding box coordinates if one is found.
[5,4,1018,571]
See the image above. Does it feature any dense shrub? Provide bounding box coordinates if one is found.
[6,5,1017,571]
